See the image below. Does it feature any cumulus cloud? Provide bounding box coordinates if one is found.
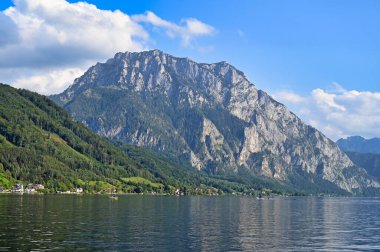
[312,88,346,112]
[2,0,148,68]
[271,90,305,105]
[132,11,215,47]
[273,84,380,140]
[0,0,215,94]
[12,67,85,95]
[0,12,20,46]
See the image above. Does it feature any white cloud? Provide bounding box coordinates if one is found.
[0,12,20,46]
[132,11,215,47]
[312,88,346,112]
[12,67,85,95]
[273,90,305,104]
[2,0,148,68]
[273,85,380,140]
[0,0,215,94]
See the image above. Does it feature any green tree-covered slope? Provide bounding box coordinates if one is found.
[0,83,158,192]
[0,83,292,195]
[0,84,221,193]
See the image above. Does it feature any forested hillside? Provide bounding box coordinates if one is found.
[0,84,278,194]
[0,84,160,192]
[0,84,216,193]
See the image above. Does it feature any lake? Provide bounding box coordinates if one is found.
[0,195,379,251]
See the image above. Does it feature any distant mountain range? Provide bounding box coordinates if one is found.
[336,136,380,183]
[50,50,379,194]
[344,152,380,182]
[337,136,380,154]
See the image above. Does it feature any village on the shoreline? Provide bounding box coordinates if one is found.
[0,183,84,194]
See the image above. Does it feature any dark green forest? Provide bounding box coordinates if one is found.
[0,84,156,192]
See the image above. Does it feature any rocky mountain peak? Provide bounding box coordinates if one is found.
[51,50,380,193]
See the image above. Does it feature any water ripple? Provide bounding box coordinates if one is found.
[1,195,380,251]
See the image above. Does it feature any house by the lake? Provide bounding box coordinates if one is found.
[75,187,83,193]
[25,184,45,193]
[11,183,24,193]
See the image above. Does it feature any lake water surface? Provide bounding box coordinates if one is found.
[0,195,380,251]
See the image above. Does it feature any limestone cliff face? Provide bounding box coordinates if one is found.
[52,50,379,192]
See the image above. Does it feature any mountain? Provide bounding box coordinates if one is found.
[337,136,380,154]
[344,152,380,181]
[0,83,250,194]
[336,136,380,184]
[51,50,379,194]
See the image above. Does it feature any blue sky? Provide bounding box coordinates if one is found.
[0,0,379,140]
[81,0,380,94]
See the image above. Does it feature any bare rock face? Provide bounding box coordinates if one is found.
[51,50,379,193]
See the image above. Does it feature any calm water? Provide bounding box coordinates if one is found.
[0,195,380,251]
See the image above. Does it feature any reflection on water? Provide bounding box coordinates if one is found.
[0,195,380,251]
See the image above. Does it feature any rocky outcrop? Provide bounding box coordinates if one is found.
[51,50,379,193]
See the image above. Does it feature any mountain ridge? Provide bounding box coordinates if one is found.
[344,151,380,182]
[337,136,380,154]
[51,50,379,194]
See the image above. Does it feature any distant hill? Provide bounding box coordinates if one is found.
[337,136,380,154]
